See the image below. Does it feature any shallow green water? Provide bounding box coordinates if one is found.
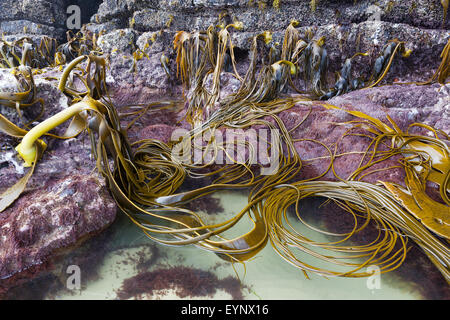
[46,190,422,300]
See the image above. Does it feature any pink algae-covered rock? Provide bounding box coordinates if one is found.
[0,174,116,296]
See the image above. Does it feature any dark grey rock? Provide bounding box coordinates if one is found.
[84,19,124,35]
[98,20,449,94]
[94,0,450,31]
[0,0,67,40]
[0,0,66,26]
[97,28,138,54]
[92,0,157,23]
[91,0,449,93]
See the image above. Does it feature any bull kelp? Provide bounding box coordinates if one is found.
[0,21,449,285]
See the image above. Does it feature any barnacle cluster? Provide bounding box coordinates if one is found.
[0,21,449,283]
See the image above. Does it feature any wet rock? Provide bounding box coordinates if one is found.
[204,72,242,97]
[0,68,69,128]
[192,0,241,8]
[227,21,449,80]
[92,0,157,24]
[136,30,173,55]
[98,28,173,100]
[0,70,19,95]
[0,21,65,40]
[85,19,123,35]
[95,7,449,92]
[377,0,448,29]
[0,0,66,26]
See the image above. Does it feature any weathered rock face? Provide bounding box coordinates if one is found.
[0,0,67,40]
[92,0,450,31]
[0,0,103,41]
[0,174,116,296]
[295,21,448,80]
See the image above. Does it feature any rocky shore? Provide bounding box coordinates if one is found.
[0,0,448,299]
